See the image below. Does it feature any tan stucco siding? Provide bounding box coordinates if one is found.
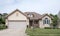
[39,16,52,28]
[5,19,8,26]
[42,16,52,24]
[6,11,29,26]
[58,21,60,28]
[26,19,29,25]
[39,20,44,28]
[8,11,27,20]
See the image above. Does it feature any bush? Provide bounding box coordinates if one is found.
[0,24,7,30]
[44,27,51,29]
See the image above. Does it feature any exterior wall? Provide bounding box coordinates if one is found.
[6,11,29,26]
[57,20,60,28]
[57,13,60,28]
[5,19,8,26]
[8,11,27,20]
[39,16,52,28]
[39,20,44,28]
[26,19,29,26]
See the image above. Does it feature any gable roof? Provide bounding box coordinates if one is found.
[40,14,53,19]
[6,9,28,19]
[24,12,53,20]
[24,12,42,20]
[6,9,53,20]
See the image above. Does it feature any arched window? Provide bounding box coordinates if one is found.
[43,18,50,24]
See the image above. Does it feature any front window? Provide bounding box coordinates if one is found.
[43,18,50,24]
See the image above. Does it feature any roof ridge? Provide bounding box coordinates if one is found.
[24,12,41,15]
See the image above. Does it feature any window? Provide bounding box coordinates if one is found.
[48,20,50,24]
[43,18,50,24]
[28,14,34,17]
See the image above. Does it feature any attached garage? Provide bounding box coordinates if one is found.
[8,21,27,29]
[6,9,29,30]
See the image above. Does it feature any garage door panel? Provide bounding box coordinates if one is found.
[8,22,27,30]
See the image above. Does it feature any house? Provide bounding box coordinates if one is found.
[6,9,29,30]
[6,9,53,29]
[57,11,60,28]
[24,12,53,28]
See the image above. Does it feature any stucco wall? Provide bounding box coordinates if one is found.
[39,20,44,28]
[8,11,27,20]
[6,11,29,26]
[5,19,8,26]
[39,16,52,28]
[26,19,29,25]
[57,21,60,28]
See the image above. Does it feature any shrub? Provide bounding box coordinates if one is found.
[0,24,7,30]
[44,27,51,29]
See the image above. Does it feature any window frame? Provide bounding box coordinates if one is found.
[43,18,50,24]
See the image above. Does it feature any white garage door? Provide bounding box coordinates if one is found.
[8,21,27,30]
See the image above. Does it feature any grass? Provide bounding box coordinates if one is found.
[26,28,60,36]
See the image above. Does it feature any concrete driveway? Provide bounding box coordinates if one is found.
[0,29,27,36]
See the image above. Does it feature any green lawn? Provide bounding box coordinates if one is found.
[26,28,60,36]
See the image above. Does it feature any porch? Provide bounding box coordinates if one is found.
[29,20,39,28]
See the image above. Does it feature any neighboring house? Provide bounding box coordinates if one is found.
[57,11,60,28]
[58,11,60,19]
[6,9,53,29]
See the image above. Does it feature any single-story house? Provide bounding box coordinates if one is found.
[6,9,53,29]
[24,12,53,28]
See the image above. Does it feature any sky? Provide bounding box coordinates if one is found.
[0,0,60,14]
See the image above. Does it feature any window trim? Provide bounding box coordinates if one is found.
[43,18,50,24]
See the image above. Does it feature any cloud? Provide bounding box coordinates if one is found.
[0,0,15,5]
[0,0,60,14]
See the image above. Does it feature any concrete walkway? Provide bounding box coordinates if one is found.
[0,29,27,36]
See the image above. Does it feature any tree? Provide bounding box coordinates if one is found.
[0,13,8,30]
[2,13,8,24]
[0,13,2,24]
[50,14,58,28]
[0,13,8,24]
